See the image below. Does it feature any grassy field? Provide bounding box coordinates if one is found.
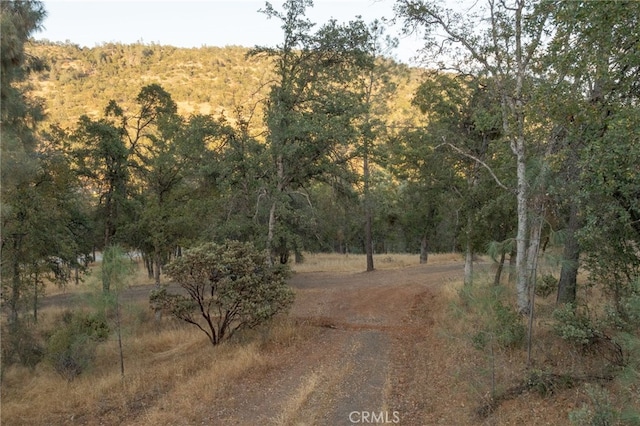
[1,252,636,425]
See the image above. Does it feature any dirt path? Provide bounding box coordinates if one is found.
[207,263,464,425]
[40,261,466,425]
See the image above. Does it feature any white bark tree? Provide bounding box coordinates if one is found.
[396,0,552,313]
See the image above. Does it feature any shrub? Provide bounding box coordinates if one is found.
[553,304,599,348]
[553,304,626,367]
[45,310,109,381]
[569,385,619,426]
[536,274,558,298]
[493,300,525,348]
[151,240,295,346]
[1,324,44,369]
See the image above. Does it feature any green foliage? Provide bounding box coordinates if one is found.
[151,240,294,346]
[45,310,109,381]
[569,385,620,426]
[1,323,45,369]
[493,300,526,348]
[525,369,575,397]
[462,284,525,350]
[553,304,599,347]
[101,244,135,293]
[536,274,559,298]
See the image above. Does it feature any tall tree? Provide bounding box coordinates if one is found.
[252,0,374,264]
[411,73,504,284]
[396,0,553,313]
[546,0,640,306]
[1,1,91,326]
[356,21,398,271]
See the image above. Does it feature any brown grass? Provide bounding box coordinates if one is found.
[2,253,634,425]
[1,316,290,425]
[291,252,463,273]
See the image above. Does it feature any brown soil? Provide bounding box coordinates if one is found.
[204,263,468,425]
[39,261,579,425]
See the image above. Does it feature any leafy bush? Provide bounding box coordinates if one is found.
[493,301,525,348]
[45,310,109,381]
[151,240,295,346]
[553,304,599,347]
[1,324,45,369]
[536,274,558,298]
[553,304,626,367]
[569,385,619,426]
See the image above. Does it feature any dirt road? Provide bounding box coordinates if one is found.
[208,263,464,425]
[41,261,465,425]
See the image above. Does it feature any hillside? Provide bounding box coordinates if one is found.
[25,41,424,131]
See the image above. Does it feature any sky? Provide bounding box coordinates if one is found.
[36,0,426,65]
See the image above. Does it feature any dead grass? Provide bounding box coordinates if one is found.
[44,259,154,298]
[0,307,306,426]
[3,253,635,425]
[291,252,462,273]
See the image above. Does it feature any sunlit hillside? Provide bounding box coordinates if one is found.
[25,41,425,132]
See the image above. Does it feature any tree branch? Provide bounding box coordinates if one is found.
[437,138,513,193]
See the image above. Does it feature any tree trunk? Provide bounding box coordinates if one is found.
[557,202,580,304]
[266,154,284,266]
[32,269,39,323]
[266,200,277,266]
[420,235,429,264]
[508,246,517,285]
[9,233,24,326]
[464,211,474,287]
[153,252,161,287]
[526,200,545,294]
[494,249,506,286]
[365,210,374,271]
[363,142,374,272]
[514,136,530,314]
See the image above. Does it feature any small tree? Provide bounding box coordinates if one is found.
[151,240,294,346]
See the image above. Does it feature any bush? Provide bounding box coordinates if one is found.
[553,304,599,347]
[553,304,626,367]
[1,324,45,369]
[151,240,295,346]
[569,385,619,426]
[536,274,558,298]
[493,301,526,348]
[45,310,109,381]
[462,284,525,350]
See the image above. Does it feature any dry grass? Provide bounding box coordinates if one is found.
[3,253,634,425]
[291,252,462,273]
[44,259,155,298]
[0,307,304,426]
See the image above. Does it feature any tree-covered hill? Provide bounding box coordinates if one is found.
[25,41,423,131]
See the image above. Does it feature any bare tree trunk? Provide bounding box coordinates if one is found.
[508,246,517,285]
[514,136,530,313]
[420,235,429,264]
[363,148,374,271]
[365,209,374,271]
[153,252,161,287]
[494,249,506,286]
[464,212,474,286]
[526,200,545,292]
[464,247,474,287]
[557,202,580,304]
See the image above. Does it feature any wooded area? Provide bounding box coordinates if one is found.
[2,0,639,423]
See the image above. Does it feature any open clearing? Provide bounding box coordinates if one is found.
[4,254,579,425]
